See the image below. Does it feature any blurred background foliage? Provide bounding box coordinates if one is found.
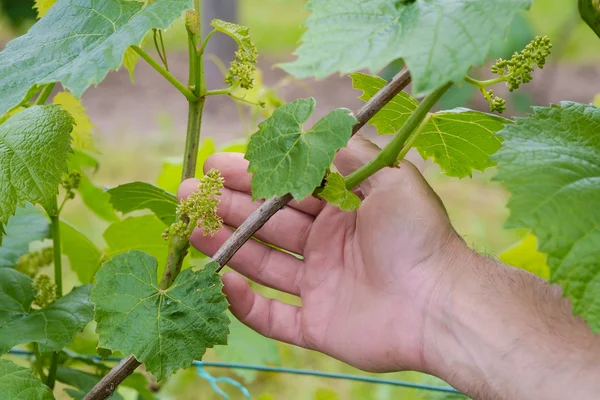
[0,0,597,398]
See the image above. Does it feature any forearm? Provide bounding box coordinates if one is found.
[426,245,600,399]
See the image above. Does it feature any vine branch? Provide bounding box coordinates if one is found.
[84,67,412,399]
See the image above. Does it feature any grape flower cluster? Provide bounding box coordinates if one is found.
[16,247,54,277]
[33,274,57,308]
[61,170,82,200]
[226,42,258,90]
[163,169,224,240]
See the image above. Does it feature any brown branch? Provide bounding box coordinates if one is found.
[83,68,411,400]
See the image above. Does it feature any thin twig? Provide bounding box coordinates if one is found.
[83,67,411,400]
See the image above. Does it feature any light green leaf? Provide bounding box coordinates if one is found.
[57,367,124,400]
[350,72,418,135]
[0,204,50,268]
[414,109,507,178]
[0,0,193,116]
[280,0,531,96]
[60,221,102,284]
[123,47,140,84]
[103,215,169,275]
[77,173,120,223]
[494,102,600,331]
[318,173,361,211]
[91,251,229,379]
[499,234,549,280]
[211,19,254,51]
[0,105,74,232]
[0,268,93,354]
[215,312,280,383]
[246,98,356,200]
[53,92,96,152]
[34,0,56,18]
[352,74,507,178]
[108,182,178,225]
[156,138,216,194]
[0,359,55,400]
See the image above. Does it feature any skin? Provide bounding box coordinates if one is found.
[179,135,600,400]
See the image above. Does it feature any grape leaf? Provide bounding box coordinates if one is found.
[0,204,50,268]
[108,182,178,225]
[246,98,356,200]
[580,0,600,39]
[53,92,96,152]
[91,251,229,379]
[352,74,507,178]
[0,105,74,232]
[211,19,254,53]
[494,102,600,330]
[350,73,418,135]
[499,234,549,280]
[215,312,280,382]
[103,215,169,276]
[34,0,55,18]
[280,0,531,96]
[0,0,193,116]
[60,221,102,284]
[413,109,507,178]
[0,359,55,400]
[318,173,361,211]
[0,268,93,354]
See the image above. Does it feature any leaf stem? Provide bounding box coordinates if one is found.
[46,352,59,389]
[344,82,452,190]
[199,29,217,55]
[395,114,432,162]
[206,87,233,96]
[33,343,47,382]
[132,46,197,102]
[464,75,505,88]
[228,93,265,107]
[35,83,55,105]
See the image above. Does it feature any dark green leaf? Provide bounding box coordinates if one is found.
[0,269,93,354]
[108,182,178,225]
[0,0,193,116]
[281,0,531,96]
[77,173,119,223]
[580,0,600,39]
[0,359,54,400]
[0,105,74,231]
[494,102,600,330]
[61,221,102,284]
[0,204,50,268]
[91,251,230,379]
[246,98,356,200]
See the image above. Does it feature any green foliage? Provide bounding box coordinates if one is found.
[352,74,507,178]
[494,102,600,330]
[60,221,102,284]
[215,312,281,383]
[53,92,97,152]
[34,0,55,18]
[0,204,50,268]
[16,247,54,278]
[246,98,356,200]
[318,173,361,211]
[0,268,93,354]
[0,0,193,116]
[157,138,216,194]
[211,19,258,90]
[108,182,178,225]
[91,251,230,379]
[281,0,531,96]
[579,0,600,39]
[0,105,74,231]
[500,234,550,280]
[0,359,55,400]
[56,367,124,400]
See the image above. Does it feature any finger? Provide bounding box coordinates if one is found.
[203,152,326,216]
[334,134,419,197]
[191,226,303,296]
[223,272,307,348]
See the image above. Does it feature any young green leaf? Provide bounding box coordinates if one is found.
[0,105,74,229]
[61,221,102,284]
[579,0,600,39]
[413,109,507,178]
[0,204,50,268]
[53,92,96,152]
[246,98,356,200]
[352,74,507,178]
[0,0,193,116]
[318,173,361,211]
[157,138,216,194]
[0,268,93,354]
[34,0,56,18]
[494,102,600,331]
[280,0,531,96]
[499,234,549,280]
[215,312,280,383]
[211,19,258,89]
[0,359,55,400]
[350,72,418,135]
[108,182,178,225]
[91,251,230,379]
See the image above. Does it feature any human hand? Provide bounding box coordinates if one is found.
[179,135,466,374]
